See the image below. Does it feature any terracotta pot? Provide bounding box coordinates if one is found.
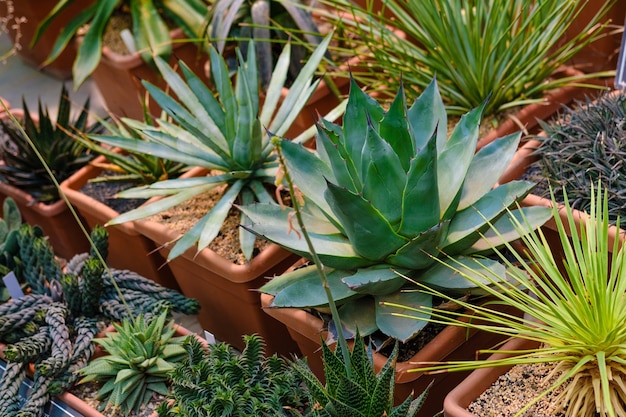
[134,217,302,357]
[443,337,541,417]
[85,28,208,120]
[60,156,180,290]
[560,0,626,74]
[0,109,91,259]
[2,0,94,80]
[260,293,514,417]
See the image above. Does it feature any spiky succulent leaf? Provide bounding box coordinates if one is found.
[251,78,551,341]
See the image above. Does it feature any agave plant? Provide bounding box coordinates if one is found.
[32,0,211,87]
[0,85,100,203]
[388,185,626,417]
[159,333,309,417]
[239,77,551,342]
[78,310,187,415]
[87,36,342,261]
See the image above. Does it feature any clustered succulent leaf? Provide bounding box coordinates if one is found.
[242,78,551,342]
[79,310,187,415]
[159,334,310,417]
[292,332,426,417]
[88,36,335,261]
[533,90,626,223]
[0,85,100,203]
[0,224,199,416]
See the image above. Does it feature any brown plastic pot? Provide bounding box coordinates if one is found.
[134,217,302,357]
[0,109,91,259]
[60,156,179,290]
[84,28,208,120]
[443,337,541,417]
[2,0,94,80]
[260,293,514,417]
[476,66,595,150]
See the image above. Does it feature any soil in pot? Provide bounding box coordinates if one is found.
[468,361,568,417]
[144,185,272,265]
[79,174,147,214]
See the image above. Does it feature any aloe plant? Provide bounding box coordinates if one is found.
[32,0,210,87]
[0,85,100,203]
[240,78,551,342]
[87,36,343,261]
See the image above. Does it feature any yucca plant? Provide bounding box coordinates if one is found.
[325,0,617,116]
[159,333,309,417]
[0,85,100,203]
[79,310,187,415]
[532,90,626,223]
[207,0,325,89]
[32,0,211,87]
[240,77,551,342]
[87,36,342,261]
[385,184,626,417]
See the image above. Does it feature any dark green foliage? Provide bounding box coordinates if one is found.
[89,224,109,262]
[0,85,100,203]
[160,334,310,417]
[15,224,61,296]
[534,90,626,222]
[292,333,426,417]
[80,258,104,317]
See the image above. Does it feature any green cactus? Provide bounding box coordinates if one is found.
[15,224,61,296]
[80,258,105,317]
[0,197,23,290]
[89,224,109,262]
[242,78,552,342]
[3,325,51,363]
[159,334,310,417]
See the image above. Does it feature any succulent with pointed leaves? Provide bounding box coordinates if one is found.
[241,78,552,342]
[292,332,426,417]
[79,310,187,415]
[158,333,309,417]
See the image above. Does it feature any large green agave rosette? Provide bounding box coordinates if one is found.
[239,78,551,342]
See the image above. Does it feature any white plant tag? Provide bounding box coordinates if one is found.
[2,271,24,299]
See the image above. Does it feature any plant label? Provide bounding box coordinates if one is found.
[2,271,24,299]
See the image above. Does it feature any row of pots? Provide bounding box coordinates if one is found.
[0,70,611,416]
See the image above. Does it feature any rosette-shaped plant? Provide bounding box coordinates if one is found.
[240,78,551,341]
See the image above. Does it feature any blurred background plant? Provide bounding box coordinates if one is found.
[32,0,211,87]
[0,0,24,62]
[207,0,326,89]
[325,0,618,116]
[532,90,626,223]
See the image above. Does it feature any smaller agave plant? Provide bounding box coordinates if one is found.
[78,310,187,415]
[240,77,552,342]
